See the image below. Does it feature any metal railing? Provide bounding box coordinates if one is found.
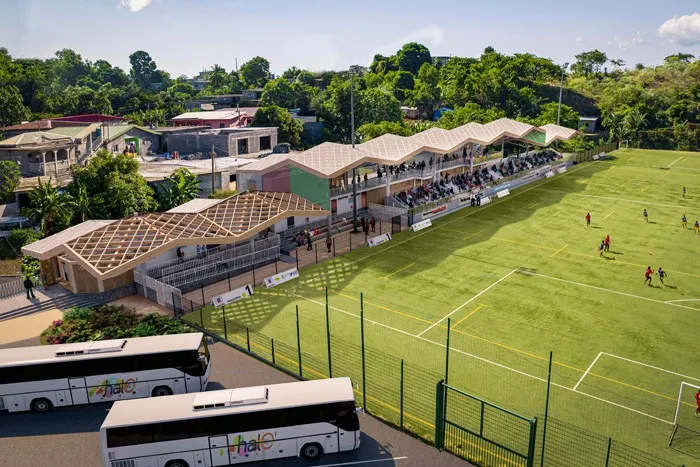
[0,277,23,299]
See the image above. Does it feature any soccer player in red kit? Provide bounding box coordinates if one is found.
[585,213,591,227]
[644,267,653,286]
[696,388,700,417]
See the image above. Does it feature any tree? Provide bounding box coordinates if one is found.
[25,177,72,235]
[357,121,413,141]
[536,102,580,129]
[359,88,402,125]
[207,64,229,94]
[391,71,415,101]
[282,67,302,80]
[52,49,90,88]
[66,181,95,224]
[0,85,30,127]
[397,42,432,75]
[437,103,505,129]
[228,71,243,93]
[571,50,608,76]
[291,82,317,114]
[156,168,201,210]
[0,161,21,203]
[664,53,694,64]
[260,78,296,108]
[72,149,157,218]
[129,51,158,88]
[610,59,626,70]
[239,56,271,88]
[55,85,113,115]
[369,54,398,74]
[316,77,353,142]
[252,106,303,148]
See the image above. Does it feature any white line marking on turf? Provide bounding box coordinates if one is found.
[417,269,517,337]
[518,270,700,312]
[316,457,408,467]
[573,352,603,391]
[550,244,568,258]
[292,289,673,426]
[667,156,683,168]
[601,352,700,383]
[665,298,700,303]
[534,189,696,210]
[341,161,594,266]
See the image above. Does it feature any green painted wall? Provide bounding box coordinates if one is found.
[289,166,330,210]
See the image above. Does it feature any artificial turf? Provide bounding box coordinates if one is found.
[185,149,699,464]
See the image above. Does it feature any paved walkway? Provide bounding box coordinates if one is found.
[0,284,97,321]
[182,220,397,309]
[0,308,62,347]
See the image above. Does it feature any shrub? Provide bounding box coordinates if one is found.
[208,189,237,199]
[21,255,40,279]
[41,304,190,345]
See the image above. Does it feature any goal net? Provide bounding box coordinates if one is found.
[668,381,700,459]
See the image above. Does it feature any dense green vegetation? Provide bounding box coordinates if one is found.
[2,45,697,148]
[41,304,190,344]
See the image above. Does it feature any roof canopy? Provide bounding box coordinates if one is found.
[23,192,328,280]
[241,118,578,179]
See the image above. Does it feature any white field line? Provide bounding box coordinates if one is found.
[534,188,698,210]
[601,352,700,383]
[667,157,683,168]
[416,269,517,337]
[573,352,603,391]
[519,270,700,312]
[291,289,673,426]
[342,161,594,266]
[665,298,700,303]
[317,457,408,467]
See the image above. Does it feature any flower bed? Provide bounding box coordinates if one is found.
[41,304,190,345]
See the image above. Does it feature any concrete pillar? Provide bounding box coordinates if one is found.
[384,164,390,197]
[500,138,505,163]
[41,152,46,176]
[97,278,105,293]
[249,236,255,251]
[432,157,437,182]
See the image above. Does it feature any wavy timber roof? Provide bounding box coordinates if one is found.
[257,118,578,179]
[24,192,327,279]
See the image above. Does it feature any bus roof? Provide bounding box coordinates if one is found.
[0,333,203,368]
[102,377,354,429]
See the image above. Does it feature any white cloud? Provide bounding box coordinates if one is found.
[118,0,153,12]
[376,26,445,56]
[658,12,700,46]
[576,37,583,42]
[610,32,646,50]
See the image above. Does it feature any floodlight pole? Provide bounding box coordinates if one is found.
[556,62,569,151]
[350,67,358,233]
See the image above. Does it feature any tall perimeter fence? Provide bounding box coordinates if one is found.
[172,142,685,467]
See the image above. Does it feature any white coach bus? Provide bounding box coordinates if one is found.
[0,333,210,413]
[100,377,361,467]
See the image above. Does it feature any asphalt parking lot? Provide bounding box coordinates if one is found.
[0,339,470,467]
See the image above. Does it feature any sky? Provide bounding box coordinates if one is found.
[1,0,699,77]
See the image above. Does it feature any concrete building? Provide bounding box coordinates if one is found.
[579,116,599,133]
[168,108,259,129]
[166,127,277,158]
[0,132,77,178]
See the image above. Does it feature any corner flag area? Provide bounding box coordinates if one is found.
[186,149,700,464]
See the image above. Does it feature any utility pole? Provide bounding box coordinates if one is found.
[556,62,569,151]
[350,66,358,233]
[211,145,216,196]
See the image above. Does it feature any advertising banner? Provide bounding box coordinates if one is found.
[212,285,253,308]
[557,167,568,174]
[411,219,432,232]
[545,171,554,178]
[480,196,492,205]
[264,268,300,288]
[458,195,473,206]
[496,189,510,198]
[422,205,448,218]
[367,232,392,247]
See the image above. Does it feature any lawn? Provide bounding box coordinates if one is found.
[185,149,699,465]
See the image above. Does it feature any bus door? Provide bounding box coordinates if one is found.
[68,377,89,405]
[208,435,230,466]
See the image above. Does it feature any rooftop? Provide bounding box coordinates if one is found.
[23,192,328,279]
[170,108,259,121]
[0,132,74,148]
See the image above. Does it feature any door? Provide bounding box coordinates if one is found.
[68,378,89,405]
[54,390,68,407]
[209,436,230,466]
[324,432,338,454]
[361,192,368,209]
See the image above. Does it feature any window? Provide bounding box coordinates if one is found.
[260,136,271,150]
[219,123,226,128]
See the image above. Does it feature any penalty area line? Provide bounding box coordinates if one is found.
[600,352,700,383]
[573,352,602,391]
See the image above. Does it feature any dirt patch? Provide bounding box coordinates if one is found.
[0,258,21,276]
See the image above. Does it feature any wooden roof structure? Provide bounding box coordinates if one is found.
[24,192,328,280]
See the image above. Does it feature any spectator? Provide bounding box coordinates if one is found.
[363,221,370,237]
[370,217,376,232]
[306,231,313,251]
[326,236,333,253]
[24,276,36,300]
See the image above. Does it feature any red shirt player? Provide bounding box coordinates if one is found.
[644,267,653,285]
[604,235,610,252]
[696,388,700,416]
[585,213,591,227]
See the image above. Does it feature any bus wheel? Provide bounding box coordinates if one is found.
[165,460,189,467]
[30,398,53,413]
[300,442,323,460]
[152,386,173,397]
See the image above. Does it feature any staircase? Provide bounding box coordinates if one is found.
[77,133,103,166]
[0,294,100,322]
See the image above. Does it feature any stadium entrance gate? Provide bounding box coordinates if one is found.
[435,380,538,467]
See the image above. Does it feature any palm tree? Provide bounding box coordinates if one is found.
[624,108,647,147]
[26,177,72,235]
[157,168,202,211]
[67,181,94,224]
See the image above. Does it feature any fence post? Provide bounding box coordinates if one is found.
[199,304,203,327]
[295,249,299,269]
[400,359,404,430]
[479,400,484,436]
[246,327,250,352]
[227,272,231,291]
[201,286,205,306]
[222,306,228,341]
[360,292,366,410]
[252,263,256,286]
[271,338,276,365]
[296,305,302,378]
[444,317,451,385]
[435,379,445,450]
[315,247,318,264]
[540,351,553,467]
[333,238,336,257]
[171,291,176,314]
[325,287,332,378]
[527,418,538,467]
[605,438,612,467]
[274,259,278,274]
[349,232,352,251]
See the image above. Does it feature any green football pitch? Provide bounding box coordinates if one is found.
[186,149,699,464]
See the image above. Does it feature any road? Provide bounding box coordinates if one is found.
[0,339,470,467]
